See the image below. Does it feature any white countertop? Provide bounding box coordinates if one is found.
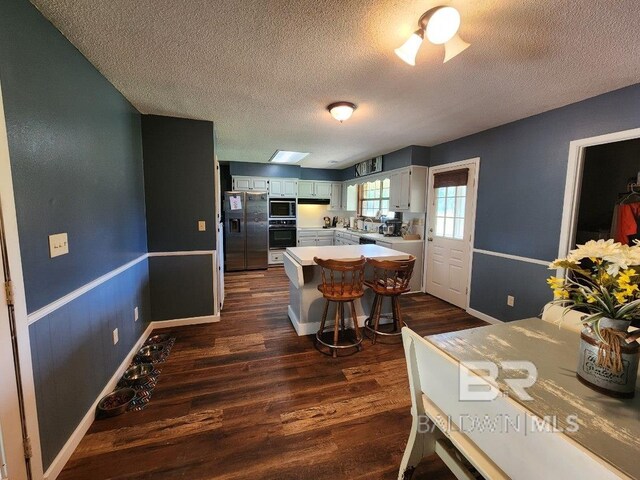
[296,227,423,243]
[285,244,410,266]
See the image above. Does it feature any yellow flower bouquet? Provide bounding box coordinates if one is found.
[548,239,639,397]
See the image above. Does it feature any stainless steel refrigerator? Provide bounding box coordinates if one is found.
[224,191,268,271]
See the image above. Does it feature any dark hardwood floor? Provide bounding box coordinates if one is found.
[58,267,486,480]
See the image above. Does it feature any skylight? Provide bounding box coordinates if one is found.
[269,150,309,164]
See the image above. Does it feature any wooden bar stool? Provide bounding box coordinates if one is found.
[314,256,366,357]
[364,255,416,344]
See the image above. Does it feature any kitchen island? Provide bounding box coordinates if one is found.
[284,244,411,335]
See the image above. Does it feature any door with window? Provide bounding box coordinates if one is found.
[426,160,478,308]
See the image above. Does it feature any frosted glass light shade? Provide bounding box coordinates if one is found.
[425,7,460,45]
[443,33,471,62]
[394,31,424,66]
[327,102,357,122]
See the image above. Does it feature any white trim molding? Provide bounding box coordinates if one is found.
[28,254,148,324]
[148,250,215,257]
[559,127,640,259]
[472,248,551,267]
[28,250,219,325]
[466,308,503,325]
[0,79,45,479]
[150,315,220,328]
[44,313,220,480]
[43,322,153,480]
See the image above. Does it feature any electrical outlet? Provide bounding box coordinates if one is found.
[112,328,119,345]
[48,233,69,258]
[134,306,139,322]
[507,295,515,307]
[198,220,206,231]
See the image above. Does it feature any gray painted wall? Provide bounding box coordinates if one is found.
[432,83,640,320]
[142,115,216,252]
[0,0,152,470]
[142,115,216,320]
[148,256,214,321]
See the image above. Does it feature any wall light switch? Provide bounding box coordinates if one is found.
[507,295,515,307]
[134,307,139,322]
[112,328,119,345]
[49,233,69,258]
[198,220,206,232]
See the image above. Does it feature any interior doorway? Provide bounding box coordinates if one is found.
[559,127,640,258]
[425,158,479,309]
[0,210,30,480]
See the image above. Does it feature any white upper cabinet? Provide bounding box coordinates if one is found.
[388,166,427,213]
[232,176,269,191]
[314,182,332,198]
[269,178,298,197]
[342,183,358,211]
[328,183,342,211]
[298,180,315,197]
[298,180,333,199]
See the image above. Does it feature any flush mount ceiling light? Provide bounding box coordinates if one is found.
[327,102,357,123]
[395,6,470,65]
[269,150,309,164]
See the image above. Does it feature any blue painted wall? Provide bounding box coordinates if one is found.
[229,162,343,181]
[29,260,150,468]
[338,145,430,181]
[0,0,148,314]
[432,83,640,320]
[0,0,151,470]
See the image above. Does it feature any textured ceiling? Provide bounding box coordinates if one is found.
[30,0,640,168]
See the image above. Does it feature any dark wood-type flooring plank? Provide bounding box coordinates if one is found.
[58,267,486,480]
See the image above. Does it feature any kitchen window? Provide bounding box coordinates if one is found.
[359,178,390,217]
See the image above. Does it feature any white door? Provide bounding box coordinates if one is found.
[233,176,251,191]
[426,159,478,308]
[268,178,283,197]
[0,235,29,480]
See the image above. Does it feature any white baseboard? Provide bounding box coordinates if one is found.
[148,314,220,329]
[44,313,220,480]
[287,305,392,336]
[44,323,154,480]
[466,307,503,325]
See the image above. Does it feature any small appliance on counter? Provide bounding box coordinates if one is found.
[323,216,331,228]
[384,219,403,237]
[332,216,338,227]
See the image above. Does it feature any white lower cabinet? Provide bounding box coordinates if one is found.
[297,229,334,246]
[269,250,285,264]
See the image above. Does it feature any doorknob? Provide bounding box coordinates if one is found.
[427,237,434,242]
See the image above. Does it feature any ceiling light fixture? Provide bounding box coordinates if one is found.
[395,6,470,65]
[327,102,357,123]
[269,150,309,164]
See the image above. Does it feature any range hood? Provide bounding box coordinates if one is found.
[298,198,330,205]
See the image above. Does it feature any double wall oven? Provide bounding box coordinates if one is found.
[269,219,296,249]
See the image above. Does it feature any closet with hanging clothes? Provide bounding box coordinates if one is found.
[575,138,640,246]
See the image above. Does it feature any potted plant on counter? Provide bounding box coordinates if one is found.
[548,239,640,398]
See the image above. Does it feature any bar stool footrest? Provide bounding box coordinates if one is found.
[364,316,407,338]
